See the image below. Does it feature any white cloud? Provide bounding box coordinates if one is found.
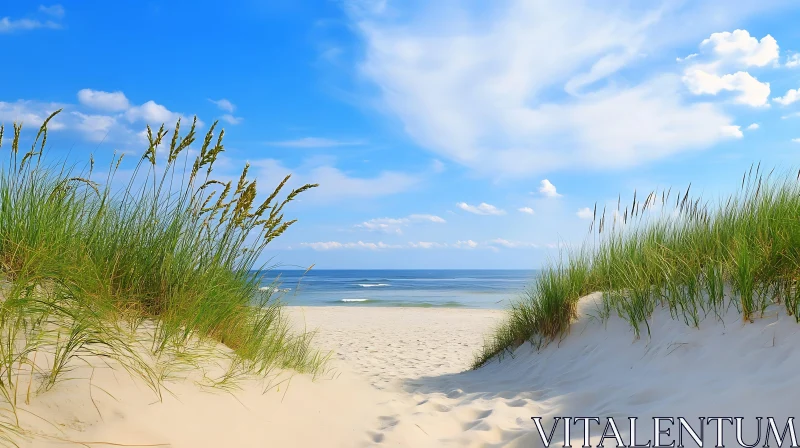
[77,89,130,112]
[774,88,800,106]
[0,90,204,152]
[346,1,751,176]
[299,238,543,251]
[576,207,594,219]
[357,214,445,234]
[792,138,800,144]
[38,5,65,18]
[300,240,489,250]
[409,214,445,223]
[0,17,60,33]
[71,112,116,142]
[207,99,243,125]
[787,53,800,68]
[300,241,402,250]
[746,123,759,130]
[682,69,770,107]
[252,158,419,201]
[488,238,537,248]
[220,114,243,125]
[457,202,505,215]
[0,100,66,130]
[676,53,698,63]
[209,98,235,113]
[720,125,743,138]
[681,30,777,108]
[453,240,478,249]
[699,30,779,68]
[539,179,562,198]
[518,207,534,215]
[266,137,365,148]
[125,100,189,125]
[408,241,446,249]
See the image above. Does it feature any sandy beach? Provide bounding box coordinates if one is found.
[11,297,800,447]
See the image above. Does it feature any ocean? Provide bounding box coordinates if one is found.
[256,269,538,309]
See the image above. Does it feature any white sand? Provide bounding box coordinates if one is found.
[11,298,800,447]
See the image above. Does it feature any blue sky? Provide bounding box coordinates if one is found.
[4,1,800,269]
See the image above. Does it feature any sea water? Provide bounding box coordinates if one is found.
[255,269,538,309]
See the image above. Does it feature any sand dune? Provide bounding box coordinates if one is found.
[10,297,800,446]
[289,298,800,447]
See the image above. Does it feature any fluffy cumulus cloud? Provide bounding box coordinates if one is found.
[576,207,594,219]
[457,202,506,215]
[699,30,779,67]
[356,214,445,234]
[345,0,754,176]
[746,123,759,130]
[0,100,67,130]
[681,30,776,107]
[125,100,187,124]
[71,112,117,142]
[538,179,562,198]
[518,207,534,215]
[78,89,130,112]
[787,54,800,68]
[682,70,770,107]
[1,88,204,154]
[774,89,800,106]
[720,125,744,138]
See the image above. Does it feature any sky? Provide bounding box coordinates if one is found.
[3,1,800,269]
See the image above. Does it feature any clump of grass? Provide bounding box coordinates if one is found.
[474,164,800,369]
[0,111,325,443]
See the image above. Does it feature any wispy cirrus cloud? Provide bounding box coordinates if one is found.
[266,137,366,148]
[251,158,419,201]
[208,98,235,113]
[299,238,540,251]
[38,5,65,19]
[344,0,770,176]
[356,214,445,234]
[208,98,243,125]
[488,239,538,249]
[457,202,505,215]
[1,5,64,33]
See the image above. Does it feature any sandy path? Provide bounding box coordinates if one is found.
[289,298,800,447]
[288,307,505,390]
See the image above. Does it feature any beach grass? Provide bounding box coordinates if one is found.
[0,111,325,443]
[474,164,800,368]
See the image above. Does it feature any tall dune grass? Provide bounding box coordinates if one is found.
[0,111,324,443]
[474,164,800,368]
